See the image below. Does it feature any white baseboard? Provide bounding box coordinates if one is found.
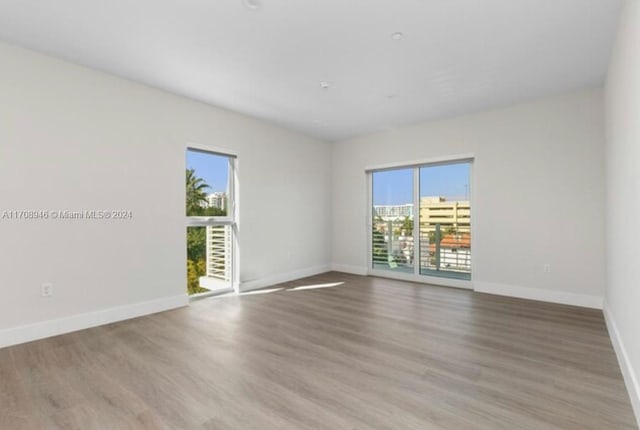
[240,265,331,292]
[603,302,640,427]
[330,264,368,276]
[0,294,188,349]
[368,268,473,290]
[474,281,603,309]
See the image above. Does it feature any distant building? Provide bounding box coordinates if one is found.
[419,196,470,233]
[373,196,471,274]
[207,192,226,211]
[427,233,471,271]
[373,204,413,221]
[372,197,470,229]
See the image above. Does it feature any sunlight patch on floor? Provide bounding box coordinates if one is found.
[206,281,345,300]
[286,282,344,292]
[241,287,285,296]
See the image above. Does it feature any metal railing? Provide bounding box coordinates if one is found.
[372,219,471,275]
[419,223,471,273]
[372,219,414,272]
[206,225,232,282]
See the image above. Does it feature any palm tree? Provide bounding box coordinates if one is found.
[186,169,210,216]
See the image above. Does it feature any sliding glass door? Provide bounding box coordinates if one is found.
[370,160,472,281]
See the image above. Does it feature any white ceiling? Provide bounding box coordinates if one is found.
[0,0,623,141]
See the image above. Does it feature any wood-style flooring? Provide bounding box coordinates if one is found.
[0,272,637,429]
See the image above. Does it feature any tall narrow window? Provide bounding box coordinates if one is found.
[370,160,472,282]
[186,148,236,296]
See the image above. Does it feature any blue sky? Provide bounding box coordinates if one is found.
[186,149,229,193]
[186,149,468,203]
[373,163,470,205]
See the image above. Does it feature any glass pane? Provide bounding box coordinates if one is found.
[419,162,471,279]
[186,149,229,217]
[187,226,209,295]
[372,168,414,273]
[187,225,232,295]
[186,148,233,295]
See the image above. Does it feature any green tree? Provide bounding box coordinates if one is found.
[185,169,214,295]
[372,227,388,264]
[187,227,206,261]
[201,206,226,217]
[428,231,437,243]
[186,168,210,216]
[187,259,208,295]
[400,216,413,236]
[445,226,457,236]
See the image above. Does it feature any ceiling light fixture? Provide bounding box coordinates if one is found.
[319,81,331,89]
[391,32,404,40]
[244,0,261,10]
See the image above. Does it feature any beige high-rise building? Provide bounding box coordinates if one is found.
[419,197,470,233]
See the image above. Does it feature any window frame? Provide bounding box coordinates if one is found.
[366,154,474,290]
[186,144,239,296]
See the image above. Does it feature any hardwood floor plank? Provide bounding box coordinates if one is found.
[0,272,636,429]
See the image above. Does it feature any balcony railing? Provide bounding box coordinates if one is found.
[195,225,232,292]
[206,225,232,281]
[372,219,415,272]
[372,219,471,278]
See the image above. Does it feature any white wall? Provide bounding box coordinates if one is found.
[0,41,331,344]
[332,88,606,308]
[604,0,640,422]
[0,36,617,353]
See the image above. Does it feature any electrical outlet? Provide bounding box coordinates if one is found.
[41,283,53,298]
[543,264,551,274]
